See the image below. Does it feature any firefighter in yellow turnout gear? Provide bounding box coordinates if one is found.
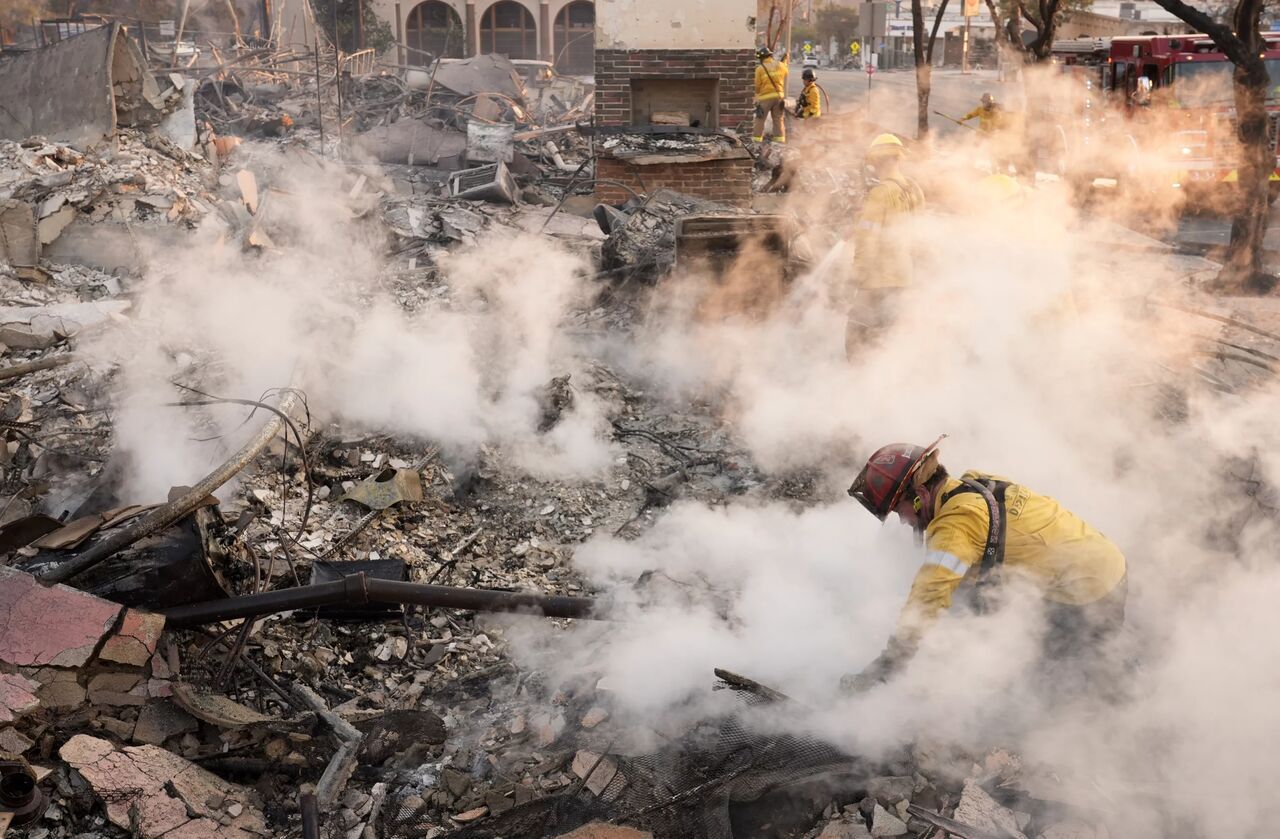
[961,92,1007,133]
[796,68,822,119]
[847,134,924,354]
[752,47,789,143]
[844,438,1128,693]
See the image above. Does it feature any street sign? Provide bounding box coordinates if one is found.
[866,62,876,75]
[963,0,981,16]
[859,1,890,39]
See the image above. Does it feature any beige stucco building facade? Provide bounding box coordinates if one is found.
[368,0,595,71]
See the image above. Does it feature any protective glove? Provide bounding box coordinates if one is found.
[754,103,765,118]
[839,636,915,694]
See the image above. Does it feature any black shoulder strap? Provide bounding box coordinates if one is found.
[940,478,1010,576]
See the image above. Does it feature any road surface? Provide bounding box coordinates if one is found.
[794,65,1280,258]
[803,66,1008,139]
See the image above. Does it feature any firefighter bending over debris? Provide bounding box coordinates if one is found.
[847,133,924,354]
[843,436,1128,693]
[795,69,822,119]
[753,46,790,143]
[961,92,1006,133]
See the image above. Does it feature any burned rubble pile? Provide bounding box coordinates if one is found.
[8,16,1280,839]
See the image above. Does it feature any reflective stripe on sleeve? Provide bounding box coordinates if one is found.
[923,550,967,576]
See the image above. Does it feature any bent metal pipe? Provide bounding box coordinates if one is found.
[163,572,603,627]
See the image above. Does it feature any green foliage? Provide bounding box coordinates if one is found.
[312,0,394,53]
[816,6,860,45]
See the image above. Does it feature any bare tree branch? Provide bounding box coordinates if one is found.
[1149,0,1245,61]
[927,0,952,62]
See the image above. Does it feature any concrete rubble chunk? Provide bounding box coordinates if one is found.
[871,802,908,837]
[955,780,1029,839]
[0,199,39,267]
[132,699,199,746]
[555,824,654,839]
[1039,819,1099,839]
[30,668,87,710]
[98,609,166,667]
[571,750,621,796]
[820,817,873,839]
[868,775,915,805]
[0,726,34,753]
[37,204,76,245]
[60,734,268,838]
[87,671,144,706]
[0,566,121,669]
[0,673,41,723]
[0,300,132,349]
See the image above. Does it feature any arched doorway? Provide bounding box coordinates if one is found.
[479,1,537,59]
[405,1,464,65]
[553,1,593,74]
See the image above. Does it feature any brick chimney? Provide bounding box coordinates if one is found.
[593,1,758,207]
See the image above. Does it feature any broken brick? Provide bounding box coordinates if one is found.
[0,567,121,668]
[31,667,86,710]
[132,699,199,746]
[59,734,268,838]
[87,672,144,707]
[0,673,40,723]
[99,609,165,667]
[0,726,33,753]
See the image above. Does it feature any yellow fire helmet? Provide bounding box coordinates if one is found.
[867,133,906,156]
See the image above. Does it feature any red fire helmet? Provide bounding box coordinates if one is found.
[848,435,946,521]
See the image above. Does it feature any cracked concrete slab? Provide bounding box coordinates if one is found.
[98,608,165,667]
[0,566,121,668]
[0,673,40,723]
[59,734,268,838]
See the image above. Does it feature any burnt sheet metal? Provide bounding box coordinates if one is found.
[338,468,424,511]
[0,24,164,147]
[449,161,519,204]
[18,507,231,611]
[421,54,527,101]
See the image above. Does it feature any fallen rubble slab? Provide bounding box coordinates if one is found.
[0,566,121,669]
[0,24,164,147]
[59,733,268,838]
[426,55,527,101]
[0,673,41,724]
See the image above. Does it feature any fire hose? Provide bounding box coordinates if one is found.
[163,571,602,627]
[933,110,980,131]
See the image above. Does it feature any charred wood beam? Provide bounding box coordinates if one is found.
[0,354,73,382]
[38,388,302,586]
[163,572,602,627]
[292,684,363,812]
[905,804,1005,839]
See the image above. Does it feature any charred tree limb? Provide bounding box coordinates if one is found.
[0,354,73,382]
[38,388,302,585]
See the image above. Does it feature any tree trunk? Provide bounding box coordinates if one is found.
[916,63,933,138]
[1224,63,1275,292]
[911,0,928,136]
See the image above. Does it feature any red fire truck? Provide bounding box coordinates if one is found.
[1045,34,1280,200]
